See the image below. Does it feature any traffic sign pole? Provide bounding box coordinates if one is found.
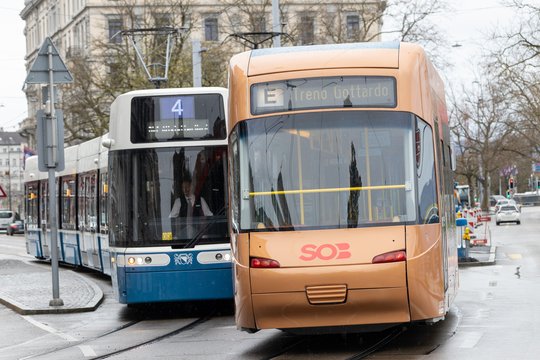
[25,37,72,308]
[47,43,63,307]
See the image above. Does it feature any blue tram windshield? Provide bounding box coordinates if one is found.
[108,146,228,247]
[131,94,226,142]
[230,111,422,231]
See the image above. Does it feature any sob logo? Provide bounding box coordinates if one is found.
[299,243,351,261]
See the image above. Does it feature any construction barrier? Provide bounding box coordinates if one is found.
[471,210,491,246]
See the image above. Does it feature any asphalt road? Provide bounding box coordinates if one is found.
[1,206,539,359]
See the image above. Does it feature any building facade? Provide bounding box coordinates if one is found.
[0,132,27,215]
[20,0,385,147]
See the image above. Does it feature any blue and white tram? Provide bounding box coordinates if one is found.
[24,134,110,274]
[105,87,232,304]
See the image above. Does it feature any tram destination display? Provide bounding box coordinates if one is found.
[131,94,226,142]
[251,76,396,115]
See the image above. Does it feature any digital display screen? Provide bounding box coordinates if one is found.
[159,96,195,120]
[251,76,396,115]
[131,94,226,143]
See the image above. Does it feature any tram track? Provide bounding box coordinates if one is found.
[92,315,211,359]
[18,319,142,360]
[345,326,406,360]
[20,311,214,359]
[257,326,407,360]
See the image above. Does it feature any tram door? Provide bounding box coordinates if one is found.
[434,120,449,292]
[79,172,102,271]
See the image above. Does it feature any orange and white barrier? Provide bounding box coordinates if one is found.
[471,210,491,246]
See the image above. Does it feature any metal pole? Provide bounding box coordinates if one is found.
[272,0,281,47]
[48,44,63,307]
[192,40,202,87]
[7,138,12,210]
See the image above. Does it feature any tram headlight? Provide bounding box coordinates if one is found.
[124,254,169,266]
[215,253,223,261]
[224,253,231,261]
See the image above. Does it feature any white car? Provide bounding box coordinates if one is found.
[0,210,20,232]
[494,199,519,214]
[495,204,521,225]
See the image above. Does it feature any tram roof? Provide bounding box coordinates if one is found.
[244,42,403,76]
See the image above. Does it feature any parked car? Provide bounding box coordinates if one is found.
[495,204,521,225]
[6,220,24,235]
[0,210,21,232]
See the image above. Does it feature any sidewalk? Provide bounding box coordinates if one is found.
[0,258,103,315]
[458,245,497,267]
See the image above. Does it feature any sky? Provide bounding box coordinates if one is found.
[429,0,518,92]
[0,0,520,133]
[0,3,27,132]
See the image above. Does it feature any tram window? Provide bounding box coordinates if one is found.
[109,146,228,247]
[234,111,417,231]
[130,94,226,142]
[416,118,438,224]
[100,172,109,233]
[78,176,87,230]
[61,177,77,230]
[39,181,49,228]
[25,182,39,226]
[78,173,98,231]
[87,173,97,230]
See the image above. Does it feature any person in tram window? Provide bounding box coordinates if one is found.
[169,176,213,218]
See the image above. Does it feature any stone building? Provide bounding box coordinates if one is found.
[19,0,385,147]
[0,131,27,214]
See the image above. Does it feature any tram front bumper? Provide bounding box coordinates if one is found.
[249,262,410,330]
[118,267,233,304]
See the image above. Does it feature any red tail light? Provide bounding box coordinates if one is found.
[250,257,280,268]
[372,250,406,264]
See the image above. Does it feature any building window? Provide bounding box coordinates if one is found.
[132,15,144,29]
[204,17,219,41]
[153,12,172,28]
[108,17,123,43]
[346,14,360,39]
[254,15,266,33]
[299,14,315,45]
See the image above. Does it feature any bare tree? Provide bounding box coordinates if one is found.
[381,0,450,69]
[61,0,194,144]
[487,0,540,161]
[219,0,286,49]
[450,81,517,209]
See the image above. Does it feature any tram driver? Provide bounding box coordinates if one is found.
[169,176,213,218]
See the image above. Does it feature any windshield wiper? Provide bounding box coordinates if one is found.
[183,206,227,249]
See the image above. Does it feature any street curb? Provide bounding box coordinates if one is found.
[0,270,104,315]
[458,246,496,267]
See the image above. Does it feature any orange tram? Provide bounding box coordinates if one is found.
[227,42,459,333]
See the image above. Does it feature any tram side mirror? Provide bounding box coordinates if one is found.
[456,218,467,227]
[102,138,115,148]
